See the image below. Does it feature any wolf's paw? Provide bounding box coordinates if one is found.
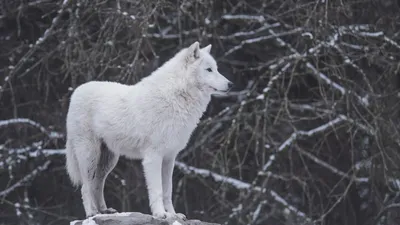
[175,213,187,221]
[100,207,118,214]
[86,211,100,218]
[153,211,175,220]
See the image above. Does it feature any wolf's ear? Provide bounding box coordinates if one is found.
[202,44,212,53]
[187,41,200,61]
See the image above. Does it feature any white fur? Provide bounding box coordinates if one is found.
[65,42,232,219]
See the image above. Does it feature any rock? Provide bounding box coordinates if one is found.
[70,212,220,225]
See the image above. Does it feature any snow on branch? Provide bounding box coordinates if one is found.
[274,101,375,135]
[221,14,266,23]
[144,28,201,39]
[357,31,384,38]
[0,118,47,133]
[257,22,370,107]
[223,28,303,57]
[250,200,268,223]
[0,147,65,168]
[0,160,51,198]
[5,141,43,155]
[0,0,71,99]
[383,36,400,50]
[256,62,291,100]
[314,27,374,92]
[34,0,70,46]
[0,118,64,139]
[304,62,369,106]
[269,190,311,222]
[294,148,369,183]
[262,117,345,171]
[27,148,66,157]
[175,161,256,191]
[337,25,400,50]
[218,23,280,40]
[337,115,375,136]
[0,144,62,170]
[145,22,280,45]
[239,25,337,103]
[175,162,313,224]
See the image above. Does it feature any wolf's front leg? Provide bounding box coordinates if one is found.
[142,153,173,219]
[162,155,186,220]
[81,183,100,217]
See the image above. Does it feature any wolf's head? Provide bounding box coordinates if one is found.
[182,42,233,95]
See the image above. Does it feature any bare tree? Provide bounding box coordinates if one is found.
[1,0,400,225]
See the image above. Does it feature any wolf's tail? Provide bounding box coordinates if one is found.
[66,140,82,187]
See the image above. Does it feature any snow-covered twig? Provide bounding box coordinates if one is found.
[176,161,257,190]
[175,161,313,224]
[144,28,201,39]
[256,63,291,100]
[269,190,310,221]
[5,141,44,155]
[223,28,303,57]
[294,148,369,183]
[337,115,375,136]
[0,118,47,133]
[305,62,369,106]
[357,31,384,38]
[35,0,70,46]
[307,66,340,94]
[27,148,66,157]
[0,0,71,98]
[146,23,281,41]
[383,36,400,50]
[0,146,65,168]
[337,25,400,51]
[250,200,267,224]
[340,42,369,51]
[0,160,51,198]
[222,14,266,23]
[262,117,345,171]
[22,189,34,219]
[218,23,280,40]
[227,203,243,222]
[316,29,373,92]
[0,118,64,139]
[264,23,369,107]
[273,101,375,135]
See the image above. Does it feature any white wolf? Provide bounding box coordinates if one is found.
[65,42,232,219]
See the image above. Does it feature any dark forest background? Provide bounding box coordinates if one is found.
[1,0,400,225]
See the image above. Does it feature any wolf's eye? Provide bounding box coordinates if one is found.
[206,68,212,72]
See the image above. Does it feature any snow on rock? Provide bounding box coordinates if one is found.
[82,217,98,225]
[172,221,183,225]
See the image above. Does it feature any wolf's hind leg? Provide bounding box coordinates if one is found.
[94,141,119,214]
[76,139,102,217]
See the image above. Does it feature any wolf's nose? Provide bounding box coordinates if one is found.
[228,82,234,89]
